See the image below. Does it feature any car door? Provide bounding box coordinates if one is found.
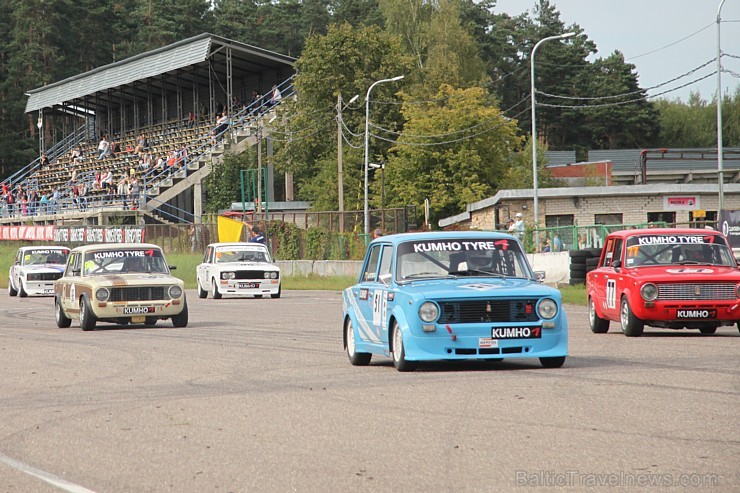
[351,244,384,348]
[10,249,22,290]
[374,244,394,344]
[60,252,82,313]
[197,246,212,290]
[599,237,624,320]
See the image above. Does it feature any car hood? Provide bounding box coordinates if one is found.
[213,262,279,270]
[627,265,740,281]
[395,277,559,300]
[23,264,66,274]
[85,273,183,287]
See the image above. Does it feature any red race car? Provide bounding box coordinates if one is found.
[587,228,740,336]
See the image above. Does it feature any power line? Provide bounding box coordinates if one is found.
[536,58,716,101]
[625,22,714,61]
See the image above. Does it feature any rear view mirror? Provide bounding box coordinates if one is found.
[169,265,177,270]
[612,260,622,269]
[534,271,546,283]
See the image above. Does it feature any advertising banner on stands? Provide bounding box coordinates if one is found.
[718,210,740,249]
[0,226,145,243]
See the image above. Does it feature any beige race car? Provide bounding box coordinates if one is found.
[54,243,188,330]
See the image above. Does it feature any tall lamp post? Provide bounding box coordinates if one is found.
[531,32,575,249]
[364,75,404,237]
[717,0,726,212]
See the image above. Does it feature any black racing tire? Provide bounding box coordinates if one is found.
[271,285,281,299]
[699,327,717,335]
[79,294,97,331]
[588,296,610,333]
[345,318,371,366]
[585,247,603,257]
[171,299,188,328]
[211,278,222,299]
[145,316,158,326]
[18,282,28,298]
[55,296,72,328]
[585,257,600,268]
[568,249,591,258]
[570,265,587,274]
[197,279,207,299]
[620,296,644,337]
[8,279,18,297]
[391,322,417,372]
[540,356,566,368]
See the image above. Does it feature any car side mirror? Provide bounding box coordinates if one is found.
[612,259,622,269]
[169,265,177,270]
[70,269,80,276]
[534,270,546,283]
[379,273,392,286]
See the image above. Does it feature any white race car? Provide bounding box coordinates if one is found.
[196,242,281,299]
[9,246,70,297]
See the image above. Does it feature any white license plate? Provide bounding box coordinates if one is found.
[123,306,155,315]
[479,338,498,348]
[238,282,258,289]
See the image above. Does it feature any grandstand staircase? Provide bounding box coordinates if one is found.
[142,117,268,224]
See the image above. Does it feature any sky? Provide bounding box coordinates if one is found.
[494,0,740,102]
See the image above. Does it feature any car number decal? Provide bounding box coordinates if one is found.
[70,283,76,304]
[372,289,384,326]
[606,279,616,309]
[460,283,496,291]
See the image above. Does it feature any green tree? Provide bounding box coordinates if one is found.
[203,149,257,213]
[383,85,522,223]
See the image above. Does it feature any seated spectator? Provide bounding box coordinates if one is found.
[134,133,148,154]
[270,84,282,108]
[40,153,50,167]
[110,140,121,158]
[187,112,197,128]
[97,135,110,160]
[212,111,229,144]
[101,169,114,193]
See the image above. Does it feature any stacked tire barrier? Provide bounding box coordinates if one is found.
[568,247,602,285]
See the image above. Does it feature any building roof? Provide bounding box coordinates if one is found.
[438,183,740,227]
[25,33,296,114]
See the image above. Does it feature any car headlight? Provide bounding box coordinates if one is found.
[640,283,658,301]
[169,285,183,299]
[270,272,278,279]
[736,284,740,298]
[95,288,110,302]
[221,272,235,280]
[537,298,558,319]
[26,273,40,281]
[419,301,439,323]
[264,272,270,279]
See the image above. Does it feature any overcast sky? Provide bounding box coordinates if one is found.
[494,0,740,102]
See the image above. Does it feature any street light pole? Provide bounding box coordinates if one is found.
[364,75,403,237]
[717,0,726,212]
[531,32,575,249]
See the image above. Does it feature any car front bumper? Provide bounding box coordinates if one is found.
[91,299,185,320]
[219,279,280,296]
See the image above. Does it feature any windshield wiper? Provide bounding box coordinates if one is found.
[403,272,453,280]
[448,269,505,278]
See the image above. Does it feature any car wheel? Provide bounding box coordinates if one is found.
[345,318,371,366]
[271,285,281,299]
[540,356,566,368]
[211,278,222,299]
[620,296,644,337]
[55,296,72,328]
[197,278,207,299]
[79,295,97,331]
[588,296,610,333]
[699,327,717,335]
[171,299,188,328]
[391,322,417,372]
[145,316,158,326]
[8,279,18,297]
[18,282,27,298]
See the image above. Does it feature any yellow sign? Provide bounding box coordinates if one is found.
[693,209,706,218]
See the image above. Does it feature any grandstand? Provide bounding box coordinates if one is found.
[0,33,295,226]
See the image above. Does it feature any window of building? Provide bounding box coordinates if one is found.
[594,213,623,225]
[647,211,675,226]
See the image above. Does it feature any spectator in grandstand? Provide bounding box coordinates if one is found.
[97,135,111,159]
[117,175,129,209]
[134,133,149,154]
[101,169,114,193]
[28,189,37,215]
[70,166,78,184]
[155,154,167,174]
[212,111,229,144]
[167,149,178,175]
[49,189,59,214]
[110,140,121,158]
[248,90,261,114]
[270,84,282,108]
[19,193,28,216]
[139,151,152,171]
[40,153,50,168]
[77,182,88,211]
[6,189,14,216]
[39,192,48,215]
[187,112,197,128]
[128,177,140,210]
[179,144,188,169]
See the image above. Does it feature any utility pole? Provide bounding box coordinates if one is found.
[337,94,345,232]
[257,123,262,214]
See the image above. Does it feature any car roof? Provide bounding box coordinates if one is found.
[369,230,519,247]
[605,228,725,239]
[207,242,267,249]
[18,246,70,251]
[69,243,164,253]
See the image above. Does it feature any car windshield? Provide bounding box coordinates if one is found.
[23,249,69,265]
[395,238,533,282]
[83,249,169,275]
[624,234,737,267]
[215,247,270,263]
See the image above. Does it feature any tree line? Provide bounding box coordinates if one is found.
[1,0,738,223]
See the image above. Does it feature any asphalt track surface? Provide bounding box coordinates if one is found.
[0,289,737,493]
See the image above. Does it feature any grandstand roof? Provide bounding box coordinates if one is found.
[25,33,296,114]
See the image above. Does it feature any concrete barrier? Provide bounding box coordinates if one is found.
[277,254,570,286]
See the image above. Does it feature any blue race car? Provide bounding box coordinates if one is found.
[342,231,568,371]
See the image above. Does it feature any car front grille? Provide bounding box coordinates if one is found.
[31,272,63,281]
[656,283,737,301]
[439,300,540,324]
[110,286,167,302]
[234,270,279,280]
